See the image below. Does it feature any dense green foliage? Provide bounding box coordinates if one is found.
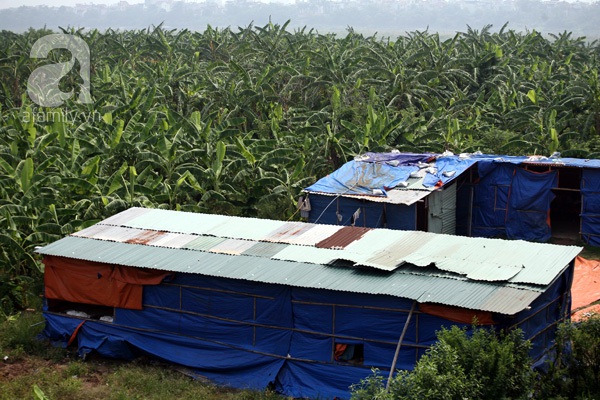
[537,313,600,399]
[350,325,535,400]
[351,314,600,399]
[0,23,599,315]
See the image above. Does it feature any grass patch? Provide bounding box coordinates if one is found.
[1,311,287,400]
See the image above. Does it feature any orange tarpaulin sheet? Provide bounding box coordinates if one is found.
[43,255,172,310]
[419,303,495,325]
[571,256,600,321]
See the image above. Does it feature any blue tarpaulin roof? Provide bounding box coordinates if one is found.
[305,152,600,199]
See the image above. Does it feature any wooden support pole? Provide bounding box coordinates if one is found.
[386,301,416,391]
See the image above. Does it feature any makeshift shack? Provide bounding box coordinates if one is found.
[37,207,581,399]
[304,152,600,246]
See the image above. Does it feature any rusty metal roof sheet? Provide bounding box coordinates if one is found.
[208,238,257,255]
[315,226,372,249]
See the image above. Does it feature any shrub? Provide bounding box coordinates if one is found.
[538,313,600,399]
[351,325,535,400]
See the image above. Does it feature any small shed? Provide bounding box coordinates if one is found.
[37,207,581,399]
[304,152,600,246]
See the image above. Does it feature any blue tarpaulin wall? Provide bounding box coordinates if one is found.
[472,161,557,242]
[581,169,600,247]
[43,261,573,399]
[307,194,416,230]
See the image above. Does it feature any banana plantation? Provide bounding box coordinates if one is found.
[0,23,599,316]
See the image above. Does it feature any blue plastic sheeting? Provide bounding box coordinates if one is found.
[385,203,417,230]
[506,168,557,242]
[42,267,572,398]
[307,153,600,200]
[361,152,434,163]
[307,194,416,230]
[472,163,516,238]
[472,163,557,242]
[581,169,600,246]
[505,260,574,367]
[43,312,285,389]
[305,160,418,195]
[422,156,478,187]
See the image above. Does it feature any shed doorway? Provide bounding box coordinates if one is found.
[550,167,582,244]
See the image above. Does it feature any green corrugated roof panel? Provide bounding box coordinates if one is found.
[182,236,227,251]
[36,236,544,315]
[242,242,289,258]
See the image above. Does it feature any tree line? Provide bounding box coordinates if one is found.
[0,22,599,315]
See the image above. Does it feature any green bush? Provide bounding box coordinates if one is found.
[538,313,600,399]
[351,326,535,400]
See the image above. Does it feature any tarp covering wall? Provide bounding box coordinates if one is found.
[506,168,557,242]
[472,162,557,242]
[43,255,171,310]
[41,268,526,398]
[307,194,416,230]
[43,260,574,399]
[581,169,600,246]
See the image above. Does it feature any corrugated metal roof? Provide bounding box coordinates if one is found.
[124,209,286,241]
[36,207,583,315]
[307,188,431,205]
[37,235,544,315]
[68,208,581,285]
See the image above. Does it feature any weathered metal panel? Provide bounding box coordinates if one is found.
[146,232,199,249]
[261,222,315,243]
[284,224,344,246]
[182,236,227,252]
[99,207,153,226]
[315,226,372,249]
[208,238,257,255]
[124,209,229,235]
[125,230,167,245]
[270,245,345,265]
[307,188,431,205]
[242,242,289,258]
[73,224,142,243]
[441,183,457,235]
[205,217,287,241]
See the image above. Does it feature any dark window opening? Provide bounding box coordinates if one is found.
[46,299,114,323]
[416,200,427,232]
[334,342,364,365]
